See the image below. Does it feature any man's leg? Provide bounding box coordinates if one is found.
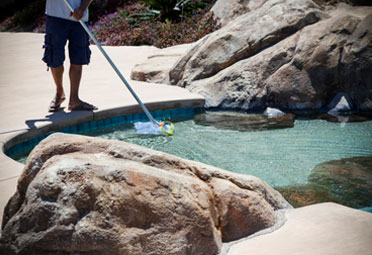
[68,64,97,110]
[43,16,69,111]
[67,20,96,111]
[49,65,66,109]
[69,64,82,108]
[51,65,65,96]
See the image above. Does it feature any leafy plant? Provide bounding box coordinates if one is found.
[89,1,219,48]
[137,0,215,21]
[139,0,178,20]
[127,9,161,27]
[34,0,219,49]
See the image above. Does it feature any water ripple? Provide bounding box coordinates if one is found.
[88,118,372,187]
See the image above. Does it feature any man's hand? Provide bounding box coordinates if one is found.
[71,7,85,21]
[70,0,92,21]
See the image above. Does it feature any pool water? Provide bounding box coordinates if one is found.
[84,113,372,188]
[12,112,372,209]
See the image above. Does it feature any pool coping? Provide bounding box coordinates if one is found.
[2,100,205,152]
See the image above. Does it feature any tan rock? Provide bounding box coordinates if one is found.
[129,1,372,113]
[0,133,291,254]
[211,0,269,27]
[341,14,372,111]
[265,13,363,110]
[186,30,299,110]
[186,9,372,112]
[169,0,326,87]
[211,178,276,242]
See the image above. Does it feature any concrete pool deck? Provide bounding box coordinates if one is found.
[1,33,371,254]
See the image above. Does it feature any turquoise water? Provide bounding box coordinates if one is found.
[85,116,372,187]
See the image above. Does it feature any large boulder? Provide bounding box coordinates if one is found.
[131,1,372,113]
[264,12,364,111]
[186,12,370,111]
[0,133,291,255]
[185,30,300,110]
[340,14,372,111]
[210,0,372,28]
[168,0,326,87]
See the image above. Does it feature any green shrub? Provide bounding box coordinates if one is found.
[34,0,219,48]
[89,1,219,48]
[139,0,178,21]
[138,0,216,21]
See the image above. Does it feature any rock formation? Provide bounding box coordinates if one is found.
[211,0,268,27]
[0,133,291,254]
[277,155,372,209]
[193,111,294,131]
[131,44,193,84]
[131,0,372,113]
[169,0,326,87]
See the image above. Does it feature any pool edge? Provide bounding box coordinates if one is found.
[0,98,205,228]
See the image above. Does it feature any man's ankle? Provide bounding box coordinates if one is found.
[56,92,65,98]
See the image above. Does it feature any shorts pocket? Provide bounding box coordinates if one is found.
[86,44,91,64]
[42,34,53,67]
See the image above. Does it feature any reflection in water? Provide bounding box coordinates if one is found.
[194,111,295,131]
[83,113,372,188]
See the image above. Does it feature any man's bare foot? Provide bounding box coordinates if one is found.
[68,101,98,111]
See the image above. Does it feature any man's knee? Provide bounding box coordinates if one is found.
[68,23,91,66]
[70,64,83,71]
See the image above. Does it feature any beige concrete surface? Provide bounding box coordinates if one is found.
[226,203,372,255]
[0,32,204,225]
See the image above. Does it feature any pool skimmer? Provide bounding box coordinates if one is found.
[63,0,175,136]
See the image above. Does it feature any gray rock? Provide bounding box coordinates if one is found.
[265,13,363,111]
[130,1,372,113]
[341,14,372,112]
[211,0,269,27]
[0,133,291,254]
[169,0,326,87]
[185,30,299,110]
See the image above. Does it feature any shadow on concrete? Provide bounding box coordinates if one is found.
[24,108,92,130]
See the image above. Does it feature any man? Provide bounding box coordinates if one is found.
[43,0,97,112]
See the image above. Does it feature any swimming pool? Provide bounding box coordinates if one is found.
[84,112,372,187]
[8,111,372,209]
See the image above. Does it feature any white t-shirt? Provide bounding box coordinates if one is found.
[46,0,89,22]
